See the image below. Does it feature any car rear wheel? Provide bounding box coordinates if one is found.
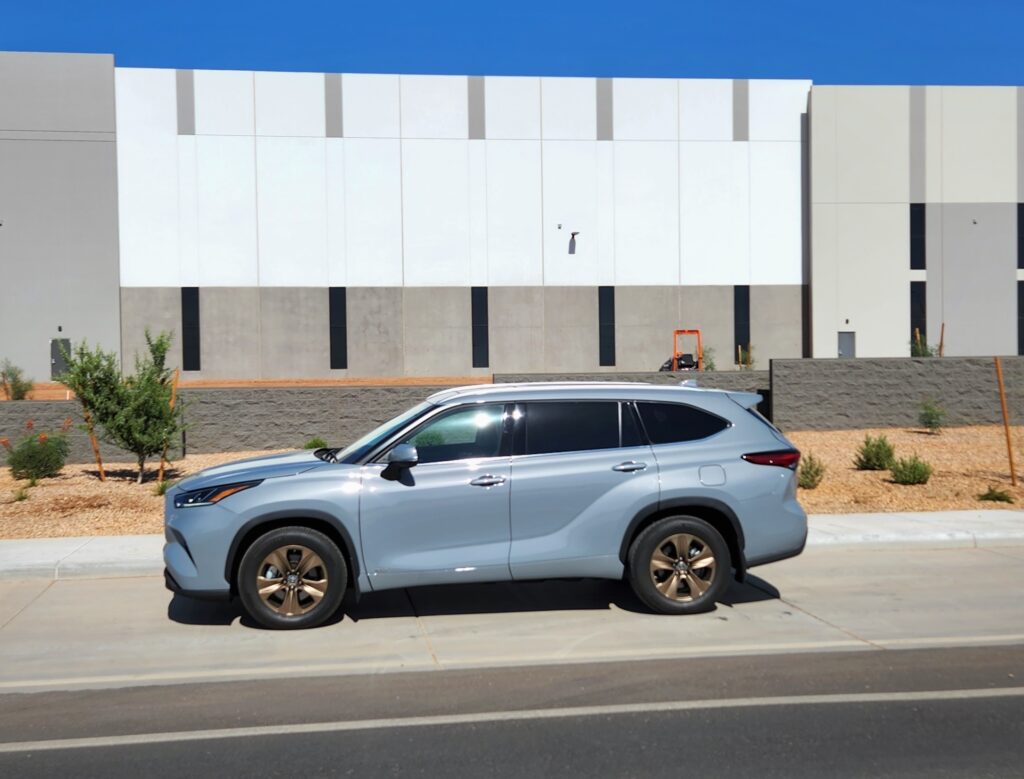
[238,526,347,629]
[627,516,730,614]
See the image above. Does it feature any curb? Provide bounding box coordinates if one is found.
[0,511,1021,582]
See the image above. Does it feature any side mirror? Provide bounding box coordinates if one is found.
[387,443,419,468]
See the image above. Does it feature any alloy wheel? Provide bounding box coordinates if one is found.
[648,533,717,602]
[256,545,328,616]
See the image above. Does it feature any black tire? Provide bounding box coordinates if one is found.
[237,526,347,630]
[627,516,730,614]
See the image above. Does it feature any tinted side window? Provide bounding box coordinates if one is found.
[525,402,619,455]
[637,402,729,444]
[400,404,506,464]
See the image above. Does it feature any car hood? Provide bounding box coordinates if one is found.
[177,450,330,491]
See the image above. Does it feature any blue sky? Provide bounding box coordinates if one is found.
[3,1,1023,84]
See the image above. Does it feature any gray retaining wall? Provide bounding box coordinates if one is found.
[3,360,1023,462]
[771,358,1024,430]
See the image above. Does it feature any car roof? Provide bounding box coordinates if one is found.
[428,381,752,406]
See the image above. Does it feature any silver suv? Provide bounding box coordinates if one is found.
[164,383,807,629]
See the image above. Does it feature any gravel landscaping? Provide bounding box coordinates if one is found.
[0,425,1021,540]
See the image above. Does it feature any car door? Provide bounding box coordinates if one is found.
[508,400,659,581]
[359,402,513,591]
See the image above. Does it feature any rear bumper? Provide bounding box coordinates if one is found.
[745,525,807,568]
[164,568,232,602]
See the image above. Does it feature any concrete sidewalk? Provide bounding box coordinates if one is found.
[0,510,1021,581]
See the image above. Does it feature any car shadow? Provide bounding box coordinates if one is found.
[168,575,782,628]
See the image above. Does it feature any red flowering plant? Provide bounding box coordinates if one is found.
[4,419,70,481]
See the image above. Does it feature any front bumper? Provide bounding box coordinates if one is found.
[164,567,232,601]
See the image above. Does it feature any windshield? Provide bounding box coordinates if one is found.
[335,401,435,464]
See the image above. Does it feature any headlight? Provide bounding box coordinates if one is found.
[173,480,262,508]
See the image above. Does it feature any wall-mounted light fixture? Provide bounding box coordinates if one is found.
[569,231,580,255]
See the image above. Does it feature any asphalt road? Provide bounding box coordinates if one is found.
[0,645,1021,777]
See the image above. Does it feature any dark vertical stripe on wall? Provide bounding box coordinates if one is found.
[732,80,749,141]
[468,77,486,140]
[325,74,343,138]
[176,70,195,136]
[596,78,614,140]
[910,281,927,347]
[1018,203,1024,270]
[471,287,489,368]
[910,204,926,270]
[733,285,750,363]
[329,287,348,369]
[181,287,201,371]
[1018,282,1024,356]
[598,286,616,366]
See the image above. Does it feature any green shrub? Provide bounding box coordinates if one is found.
[0,359,33,400]
[797,452,825,489]
[12,487,28,502]
[977,486,1014,504]
[701,347,717,372]
[853,435,895,471]
[6,431,69,481]
[153,480,172,496]
[890,455,932,485]
[918,398,945,434]
[910,340,937,358]
[304,437,328,449]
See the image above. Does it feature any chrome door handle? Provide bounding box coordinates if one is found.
[612,461,647,473]
[469,474,507,487]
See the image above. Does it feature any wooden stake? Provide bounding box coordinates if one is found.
[158,368,181,483]
[994,357,1017,487]
[84,409,106,482]
[736,344,742,366]
[914,327,922,355]
[939,322,945,357]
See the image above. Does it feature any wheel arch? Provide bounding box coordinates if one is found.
[620,498,747,581]
[226,510,361,595]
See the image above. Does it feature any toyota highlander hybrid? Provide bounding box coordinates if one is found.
[164,382,807,629]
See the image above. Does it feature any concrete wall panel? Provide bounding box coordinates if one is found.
[346,287,404,376]
[343,138,403,286]
[678,79,732,141]
[749,142,804,284]
[402,288,474,375]
[485,141,543,285]
[613,142,679,285]
[541,78,596,140]
[0,52,115,133]
[678,286,734,369]
[940,87,1017,203]
[488,287,546,373]
[195,287,261,379]
[400,75,468,139]
[484,77,541,140]
[542,141,599,285]
[750,285,804,364]
[748,80,810,142]
[259,288,332,378]
[612,78,677,140]
[340,74,400,138]
[543,288,600,371]
[613,286,680,371]
[254,71,325,137]
[120,288,184,371]
[193,70,254,136]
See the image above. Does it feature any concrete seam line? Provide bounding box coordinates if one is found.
[54,537,95,579]
[1,687,1022,754]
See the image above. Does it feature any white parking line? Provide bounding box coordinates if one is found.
[1,687,1021,754]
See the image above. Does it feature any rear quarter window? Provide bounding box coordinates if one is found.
[636,402,730,445]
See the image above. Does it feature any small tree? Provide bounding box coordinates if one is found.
[918,398,945,435]
[100,331,183,484]
[798,452,825,489]
[0,359,33,400]
[701,347,717,372]
[58,341,121,481]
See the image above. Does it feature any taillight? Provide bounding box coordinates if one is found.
[742,450,801,470]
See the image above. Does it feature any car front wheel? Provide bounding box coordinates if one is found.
[627,516,730,614]
[238,526,347,629]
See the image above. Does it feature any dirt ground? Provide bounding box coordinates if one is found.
[1,426,1021,540]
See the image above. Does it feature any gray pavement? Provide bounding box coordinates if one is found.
[0,544,1021,694]
[1,509,1022,581]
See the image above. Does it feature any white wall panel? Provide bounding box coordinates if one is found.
[194,70,254,135]
[596,142,616,285]
[679,141,750,285]
[749,142,803,284]
[400,75,468,139]
[195,135,259,286]
[177,137,200,286]
[486,141,543,285]
[542,141,599,285]
[343,138,403,285]
[484,77,540,139]
[541,78,596,140]
[115,68,180,286]
[613,79,678,140]
[614,142,679,284]
[468,140,488,286]
[748,79,810,141]
[325,139,347,287]
[254,71,325,137]
[678,79,732,141]
[341,74,400,138]
[256,137,328,286]
[401,139,471,285]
